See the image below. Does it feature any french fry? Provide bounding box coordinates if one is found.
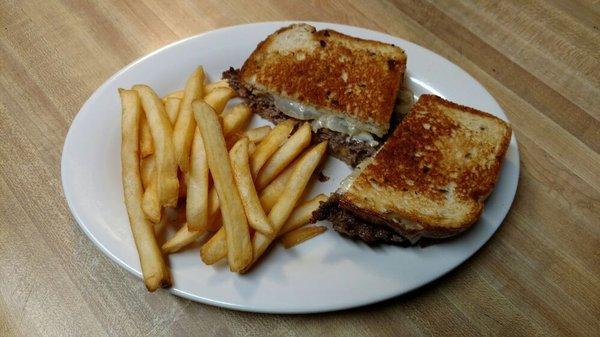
[186,129,209,231]
[165,97,181,125]
[245,142,327,272]
[161,199,216,254]
[222,103,252,135]
[225,131,242,149]
[141,155,160,224]
[205,79,229,93]
[200,227,227,265]
[258,159,298,210]
[265,145,328,229]
[200,145,326,266]
[173,66,205,173]
[161,110,248,252]
[256,123,311,189]
[206,186,219,219]
[139,113,154,157]
[245,126,271,143]
[204,87,235,114]
[279,194,328,235]
[142,178,161,222]
[161,222,198,254]
[139,124,161,223]
[193,100,252,272]
[250,120,295,177]
[230,138,273,235]
[163,126,294,255]
[141,155,158,223]
[174,85,233,178]
[225,125,270,149]
[187,105,251,228]
[280,226,327,249]
[197,154,298,263]
[119,88,170,291]
[162,90,184,102]
[154,209,169,237]
[248,141,256,155]
[133,84,179,207]
[140,155,155,189]
[196,150,286,263]
[200,181,280,264]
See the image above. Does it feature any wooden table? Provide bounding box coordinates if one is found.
[1,1,598,336]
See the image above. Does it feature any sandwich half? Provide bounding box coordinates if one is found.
[225,23,408,166]
[313,95,512,244]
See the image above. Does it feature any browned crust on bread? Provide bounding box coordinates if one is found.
[340,94,512,234]
[338,197,467,240]
[239,24,406,134]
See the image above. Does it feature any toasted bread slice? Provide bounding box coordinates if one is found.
[335,95,512,242]
[238,23,406,138]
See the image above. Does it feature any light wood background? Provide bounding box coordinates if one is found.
[1,1,598,336]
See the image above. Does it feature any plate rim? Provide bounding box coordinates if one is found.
[61,21,520,314]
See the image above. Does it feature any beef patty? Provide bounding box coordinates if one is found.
[224,68,378,167]
[311,195,408,245]
[313,195,456,246]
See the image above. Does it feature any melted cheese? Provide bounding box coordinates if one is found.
[338,169,361,194]
[273,96,320,120]
[273,96,379,145]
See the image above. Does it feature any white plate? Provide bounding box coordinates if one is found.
[61,22,519,313]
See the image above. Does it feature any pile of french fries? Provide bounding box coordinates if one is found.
[120,66,328,291]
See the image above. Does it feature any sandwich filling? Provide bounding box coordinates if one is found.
[312,194,408,244]
[224,68,379,166]
[273,96,380,146]
[224,68,412,167]
[313,194,447,245]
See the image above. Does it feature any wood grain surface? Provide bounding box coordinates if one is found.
[1,1,599,336]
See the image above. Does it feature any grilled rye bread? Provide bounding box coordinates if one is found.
[224,23,407,166]
[314,95,512,244]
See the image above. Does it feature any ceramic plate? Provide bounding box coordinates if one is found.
[61,22,519,313]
